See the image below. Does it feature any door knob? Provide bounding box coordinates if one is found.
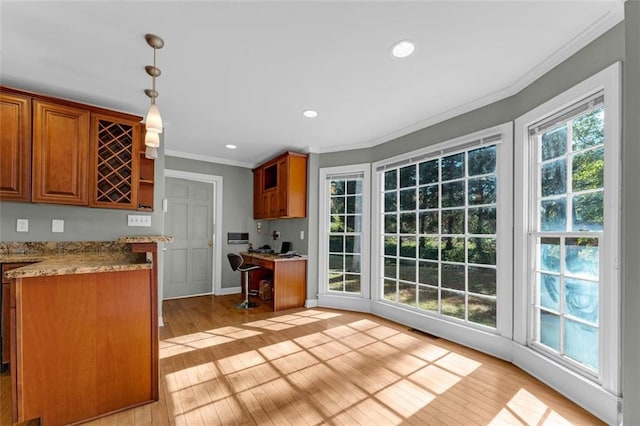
[208,240,213,247]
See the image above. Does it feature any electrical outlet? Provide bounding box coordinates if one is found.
[128,215,152,227]
[16,219,29,232]
[52,219,64,233]
[300,230,304,240]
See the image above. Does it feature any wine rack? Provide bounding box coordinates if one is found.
[91,116,139,209]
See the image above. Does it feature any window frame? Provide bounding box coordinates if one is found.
[318,164,371,306]
[371,123,513,338]
[514,62,621,395]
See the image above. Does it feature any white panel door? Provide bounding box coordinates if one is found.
[163,177,213,299]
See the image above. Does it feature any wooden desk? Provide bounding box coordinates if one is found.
[241,253,307,311]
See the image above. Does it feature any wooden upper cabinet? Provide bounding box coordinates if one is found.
[90,114,140,209]
[0,86,148,210]
[32,100,90,205]
[253,152,307,219]
[0,92,32,201]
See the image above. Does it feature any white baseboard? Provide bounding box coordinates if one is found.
[216,286,242,295]
[305,298,319,308]
[371,301,512,362]
[511,343,620,425]
[318,294,371,313]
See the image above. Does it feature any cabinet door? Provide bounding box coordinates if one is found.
[286,153,308,218]
[0,92,31,201]
[269,191,278,217]
[2,263,31,367]
[277,157,289,216]
[1,283,9,365]
[32,101,90,205]
[90,114,140,209]
[260,190,278,219]
[261,191,272,218]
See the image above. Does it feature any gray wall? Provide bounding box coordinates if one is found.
[623,2,640,424]
[164,156,256,289]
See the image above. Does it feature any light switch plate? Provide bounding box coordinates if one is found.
[16,219,29,232]
[300,230,304,240]
[52,219,64,233]
[128,215,152,227]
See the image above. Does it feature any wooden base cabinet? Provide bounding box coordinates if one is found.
[241,254,307,311]
[1,263,32,368]
[11,269,157,425]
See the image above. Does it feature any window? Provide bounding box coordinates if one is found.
[529,96,604,373]
[328,176,365,293]
[375,126,511,332]
[319,165,370,302]
[514,62,620,395]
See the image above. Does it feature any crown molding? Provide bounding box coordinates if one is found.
[164,149,254,168]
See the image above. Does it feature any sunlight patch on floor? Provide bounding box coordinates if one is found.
[490,387,575,426]
[294,331,334,348]
[434,351,482,376]
[218,349,266,375]
[384,352,430,376]
[160,327,262,359]
[410,364,462,395]
[270,350,321,375]
[374,378,436,418]
[244,310,341,331]
[258,340,304,360]
[244,319,296,330]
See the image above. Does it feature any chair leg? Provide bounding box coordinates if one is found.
[235,270,259,309]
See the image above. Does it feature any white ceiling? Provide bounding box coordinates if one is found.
[1,1,624,168]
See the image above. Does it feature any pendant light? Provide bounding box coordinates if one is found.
[144,33,164,159]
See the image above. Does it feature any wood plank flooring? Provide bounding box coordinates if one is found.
[1,295,603,425]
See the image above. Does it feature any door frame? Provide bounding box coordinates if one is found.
[164,169,223,295]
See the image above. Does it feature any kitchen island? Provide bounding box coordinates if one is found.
[1,236,170,425]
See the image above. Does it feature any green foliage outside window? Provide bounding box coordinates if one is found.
[382,143,499,328]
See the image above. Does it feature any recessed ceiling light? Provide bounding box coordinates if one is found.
[391,40,415,58]
[303,110,318,118]
[225,144,237,149]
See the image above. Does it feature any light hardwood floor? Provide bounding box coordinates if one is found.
[1,295,603,425]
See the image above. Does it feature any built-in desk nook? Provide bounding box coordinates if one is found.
[241,252,307,311]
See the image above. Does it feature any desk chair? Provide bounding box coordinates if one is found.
[227,253,261,309]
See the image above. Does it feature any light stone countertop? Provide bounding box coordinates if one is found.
[0,235,173,280]
[3,253,150,279]
[117,235,174,244]
[241,252,308,262]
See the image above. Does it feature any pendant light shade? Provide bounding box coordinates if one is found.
[145,129,160,148]
[145,103,163,134]
[145,146,158,160]
[143,33,164,159]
